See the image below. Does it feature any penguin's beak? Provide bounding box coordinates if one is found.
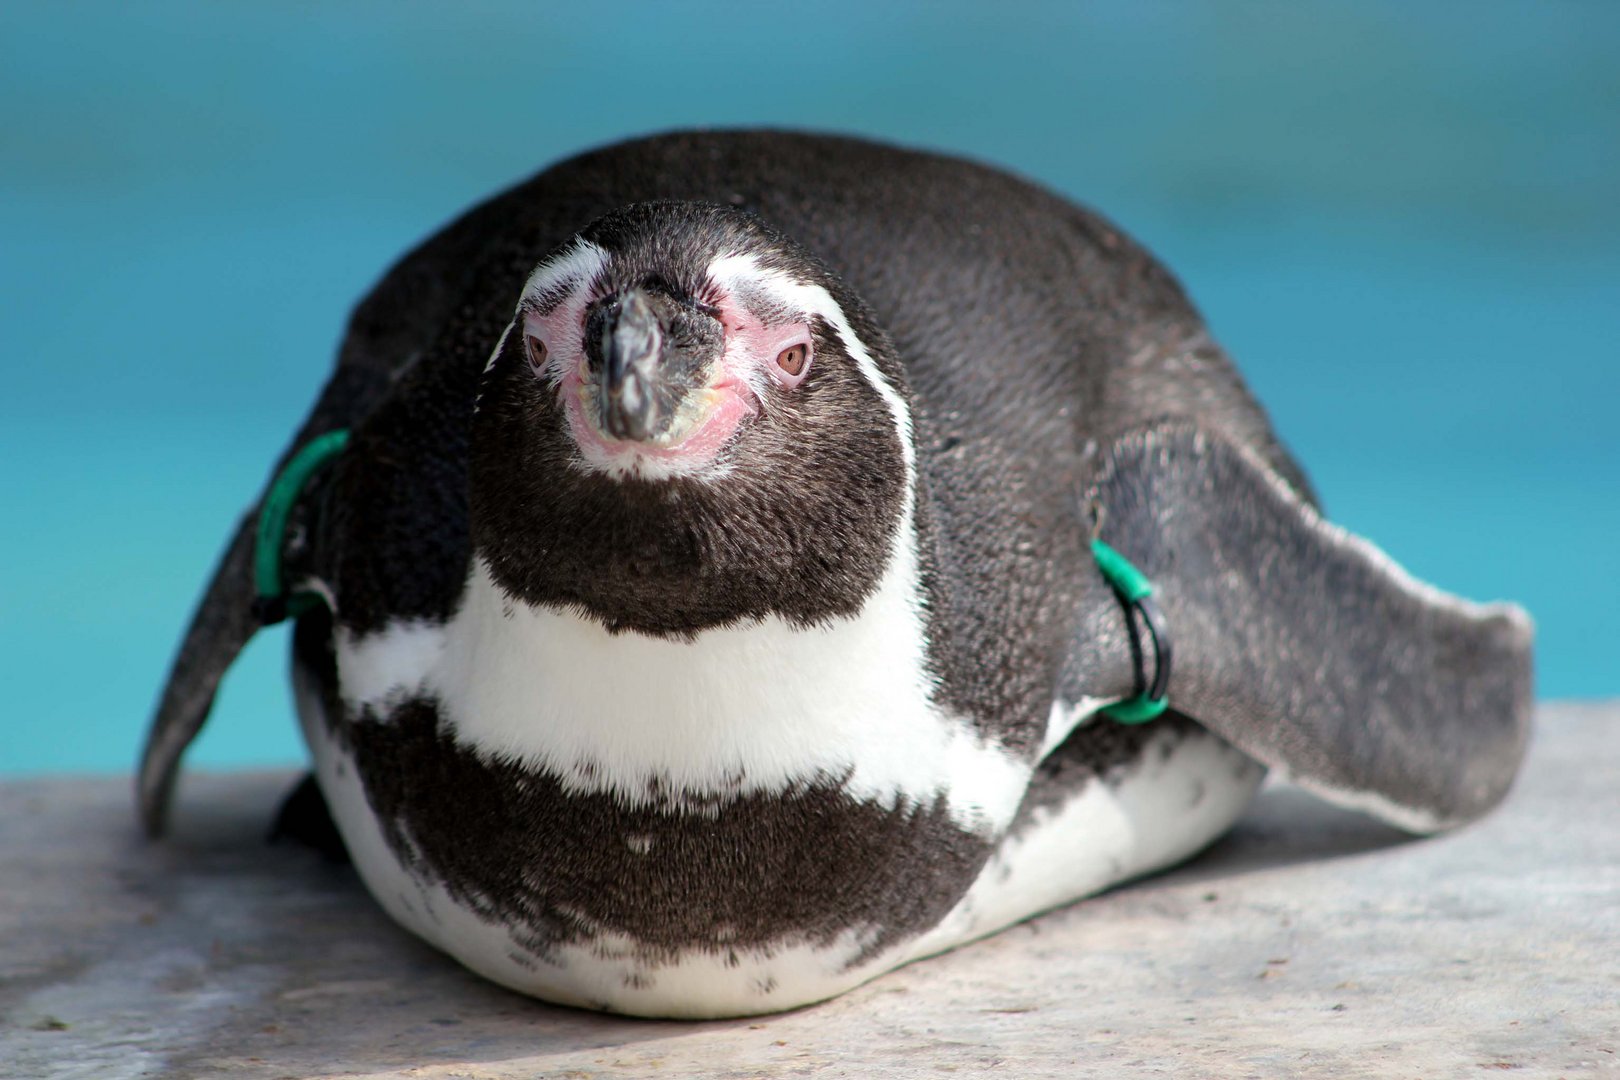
[598,288,665,442]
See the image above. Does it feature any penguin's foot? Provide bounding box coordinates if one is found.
[269,772,350,863]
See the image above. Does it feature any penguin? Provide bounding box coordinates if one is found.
[140,130,1533,1019]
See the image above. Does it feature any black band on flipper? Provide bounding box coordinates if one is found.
[1137,594,1173,704]
[1091,538,1173,725]
[1083,421,1533,832]
[139,428,353,836]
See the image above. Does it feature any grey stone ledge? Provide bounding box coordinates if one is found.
[2,703,1616,1079]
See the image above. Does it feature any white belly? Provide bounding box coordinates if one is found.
[909,722,1266,963]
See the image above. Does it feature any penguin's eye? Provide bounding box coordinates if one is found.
[775,343,808,377]
[762,326,813,388]
[525,333,548,368]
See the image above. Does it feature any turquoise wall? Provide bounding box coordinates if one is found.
[2,3,1615,772]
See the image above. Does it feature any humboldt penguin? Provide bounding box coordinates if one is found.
[141,130,1533,1018]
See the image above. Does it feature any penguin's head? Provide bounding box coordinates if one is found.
[470,202,912,638]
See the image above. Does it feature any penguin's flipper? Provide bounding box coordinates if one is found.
[1084,420,1533,833]
[138,513,262,837]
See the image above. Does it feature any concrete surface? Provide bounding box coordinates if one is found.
[2,704,1615,1080]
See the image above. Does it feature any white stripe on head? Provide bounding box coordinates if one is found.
[477,241,608,410]
[514,239,612,389]
[472,320,517,414]
[519,239,610,316]
[706,250,925,656]
[707,252,916,480]
[481,320,516,377]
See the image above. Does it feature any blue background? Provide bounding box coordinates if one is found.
[3,3,1616,774]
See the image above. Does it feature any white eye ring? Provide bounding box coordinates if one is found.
[766,329,814,389]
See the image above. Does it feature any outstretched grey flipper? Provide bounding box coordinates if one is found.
[138,362,391,836]
[138,514,261,836]
[135,204,481,835]
[137,181,547,837]
[1083,420,1533,833]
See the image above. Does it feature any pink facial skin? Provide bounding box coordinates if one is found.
[526,284,814,478]
[710,278,815,393]
[733,319,815,391]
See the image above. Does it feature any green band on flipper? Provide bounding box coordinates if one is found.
[252,429,350,622]
[1091,538,1171,725]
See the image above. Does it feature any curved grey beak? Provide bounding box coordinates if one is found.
[598,288,665,441]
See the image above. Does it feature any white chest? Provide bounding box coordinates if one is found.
[335,555,1033,832]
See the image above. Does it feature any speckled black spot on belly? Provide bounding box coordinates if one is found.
[342,695,992,967]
